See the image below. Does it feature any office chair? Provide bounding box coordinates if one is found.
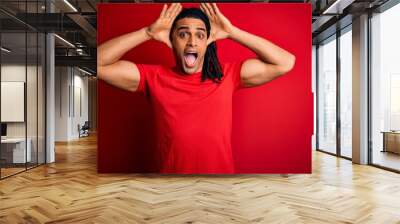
[78,121,90,138]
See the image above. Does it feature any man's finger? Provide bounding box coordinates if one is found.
[205,3,215,17]
[160,4,167,18]
[200,3,208,16]
[168,3,176,18]
[201,3,213,19]
[171,3,182,19]
[200,3,206,14]
[211,3,220,15]
[168,3,177,17]
[165,3,175,18]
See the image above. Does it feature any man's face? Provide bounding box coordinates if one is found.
[171,17,208,74]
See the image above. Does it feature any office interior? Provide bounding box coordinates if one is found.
[0,0,400,223]
[1,0,97,178]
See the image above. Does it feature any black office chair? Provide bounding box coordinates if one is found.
[78,121,90,138]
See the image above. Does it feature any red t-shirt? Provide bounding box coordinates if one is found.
[136,61,244,174]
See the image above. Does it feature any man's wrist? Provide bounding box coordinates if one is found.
[143,26,153,40]
[228,26,241,40]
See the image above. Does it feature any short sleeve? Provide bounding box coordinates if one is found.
[135,64,159,96]
[222,60,245,91]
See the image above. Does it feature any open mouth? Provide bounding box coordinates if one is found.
[183,52,198,68]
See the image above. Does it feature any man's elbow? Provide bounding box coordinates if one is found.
[97,53,105,67]
[97,66,105,80]
[280,54,296,75]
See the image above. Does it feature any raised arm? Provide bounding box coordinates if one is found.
[97,28,149,92]
[97,3,182,92]
[200,3,296,88]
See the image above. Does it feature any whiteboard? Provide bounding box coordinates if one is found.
[1,82,25,122]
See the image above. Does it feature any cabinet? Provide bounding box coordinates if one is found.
[0,138,32,164]
[382,131,400,154]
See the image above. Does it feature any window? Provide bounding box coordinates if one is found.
[317,35,337,154]
[339,27,352,158]
[370,2,400,171]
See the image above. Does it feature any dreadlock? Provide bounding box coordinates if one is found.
[169,8,223,83]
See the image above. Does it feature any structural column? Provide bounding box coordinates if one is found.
[46,0,55,163]
[352,14,369,164]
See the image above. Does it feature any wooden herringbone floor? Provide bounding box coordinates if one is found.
[1,134,400,224]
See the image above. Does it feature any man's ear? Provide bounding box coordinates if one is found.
[206,38,213,46]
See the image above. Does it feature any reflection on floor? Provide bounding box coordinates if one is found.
[0,134,400,223]
[0,163,42,178]
[1,167,25,178]
[373,150,400,170]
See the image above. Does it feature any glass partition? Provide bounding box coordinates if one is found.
[27,30,38,169]
[317,35,337,154]
[38,32,45,165]
[0,1,46,179]
[339,27,352,158]
[1,30,28,177]
[371,3,400,171]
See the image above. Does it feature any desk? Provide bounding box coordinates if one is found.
[381,131,400,154]
[1,138,31,163]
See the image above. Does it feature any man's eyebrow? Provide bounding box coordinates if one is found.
[177,26,189,31]
[177,26,206,32]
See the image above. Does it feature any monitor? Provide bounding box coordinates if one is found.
[1,123,7,137]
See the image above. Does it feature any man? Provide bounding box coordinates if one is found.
[97,3,295,174]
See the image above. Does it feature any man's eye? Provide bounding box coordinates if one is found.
[197,33,205,39]
[178,32,187,38]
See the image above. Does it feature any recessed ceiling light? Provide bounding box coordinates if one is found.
[63,0,78,12]
[322,0,354,15]
[1,47,11,53]
[77,67,93,76]
[54,34,75,48]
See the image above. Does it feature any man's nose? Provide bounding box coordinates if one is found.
[187,35,197,46]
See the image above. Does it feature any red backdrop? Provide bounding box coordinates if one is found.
[97,3,312,173]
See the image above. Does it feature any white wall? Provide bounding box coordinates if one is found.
[55,66,70,141]
[312,45,316,151]
[1,63,45,164]
[55,67,89,141]
[72,73,89,138]
[88,77,97,131]
[1,65,37,137]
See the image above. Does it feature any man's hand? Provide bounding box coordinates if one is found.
[200,3,295,87]
[146,3,182,48]
[200,3,234,45]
